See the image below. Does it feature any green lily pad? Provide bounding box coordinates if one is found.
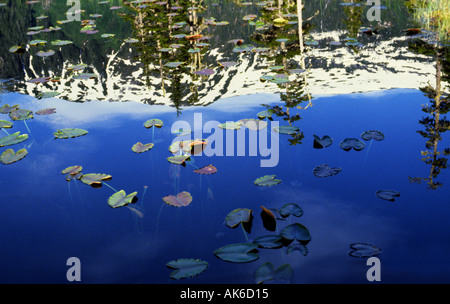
[167,155,190,165]
[213,243,259,263]
[0,132,28,147]
[9,109,33,121]
[172,128,191,137]
[54,128,88,139]
[252,235,284,249]
[313,135,333,149]
[166,258,208,280]
[274,125,299,135]
[108,190,138,208]
[218,121,242,130]
[0,148,28,165]
[279,203,303,218]
[238,119,268,131]
[257,109,274,120]
[165,61,184,68]
[36,50,55,57]
[163,191,193,207]
[340,138,365,151]
[144,119,163,129]
[361,130,385,141]
[132,142,154,153]
[225,208,252,228]
[0,104,20,114]
[313,164,342,178]
[51,40,73,46]
[61,165,83,175]
[0,120,13,129]
[254,262,293,284]
[101,33,115,38]
[80,173,112,188]
[375,190,400,202]
[280,223,311,243]
[254,175,281,187]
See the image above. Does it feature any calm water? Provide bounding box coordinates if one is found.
[0,0,449,284]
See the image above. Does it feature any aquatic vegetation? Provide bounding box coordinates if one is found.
[213,243,260,263]
[193,164,217,175]
[108,190,138,208]
[163,191,192,207]
[166,259,208,280]
[79,173,112,188]
[361,130,385,141]
[340,138,365,151]
[53,128,88,139]
[279,203,303,218]
[274,125,300,135]
[35,108,56,115]
[225,208,253,228]
[280,223,311,243]
[254,262,293,284]
[132,142,154,153]
[144,119,163,129]
[0,132,28,147]
[0,148,28,165]
[313,135,333,149]
[375,190,400,202]
[313,164,342,178]
[254,175,281,186]
[349,243,382,258]
[253,235,284,249]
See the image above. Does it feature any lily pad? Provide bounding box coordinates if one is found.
[35,108,56,115]
[218,121,242,130]
[349,243,382,258]
[0,132,28,147]
[361,130,385,141]
[375,190,400,202]
[225,208,252,228]
[254,175,281,187]
[0,148,28,165]
[280,223,311,243]
[257,109,274,120]
[313,164,342,178]
[252,235,284,249]
[0,120,13,129]
[108,190,138,208]
[80,173,112,188]
[254,262,293,284]
[163,191,193,207]
[167,155,190,165]
[61,165,83,175]
[193,164,217,175]
[0,104,20,114]
[9,109,33,121]
[166,259,208,280]
[193,69,215,76]
[51,40,73,46]
[132,142,154,153]
[313,134,333,149]
[144,119,163,129]
[279,203,303,218]
[274,125,299,135]
[165,62,184,68]
[36,50,55,57]
[54,128,88,139]
[340,138,365,151]
[260,206,277,231]
[286,243,308,256]
[213,243,259,263]
[238,119,268,131]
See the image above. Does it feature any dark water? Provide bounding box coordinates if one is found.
[0,0,449,284]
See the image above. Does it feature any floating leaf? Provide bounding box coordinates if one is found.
[167,155,190,165]
[280,223,311,243]
[257,109,274,120]
[0,104,20,114]
[349,243,382,258]
[0,132,28,147]
[193,69,215,76]
[38,91,60,99]
[254,175,281,187]
[36,50,55,57]
[172,128,191,136]
[27,76,51,84]
[260,206,276,231]
[274,125,299,135]
[108,190,138,208]
[132,142,154,153]
[225,208,252,228]
[217,61,237,68]
[340,138,365,151]
[54,128,88,139]
[279,203,303,218]
[0,148,28,165]
[313,135,333,149]
[73,73,97,80]
[165,61,184,68]
[313,164,342,178]
[213,243,259,263]
[80,173,112,188]
[375,190,400,202]
[286,243,308,256]
[218,121,242,130]
[166,259,208,280]
[361,130,385,141]
[238,119,268,131]
[51,40,73,46]
[101,33,115,38]
[61,165,83,175]
[254,262,293,284]
[144,119,163,129]
[193,164,217,175]
[9,109,33,121]
[253,235,283,249]
[163,191,192,207]
[35,108,56,115]
[0,120,13,129]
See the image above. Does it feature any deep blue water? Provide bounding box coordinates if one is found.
[0,88,449,283]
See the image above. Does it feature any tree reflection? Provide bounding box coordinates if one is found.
[408,41,450,189]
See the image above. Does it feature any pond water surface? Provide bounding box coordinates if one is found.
[0,0,449,284]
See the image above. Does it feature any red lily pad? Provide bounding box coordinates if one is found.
[193,164,217,175]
